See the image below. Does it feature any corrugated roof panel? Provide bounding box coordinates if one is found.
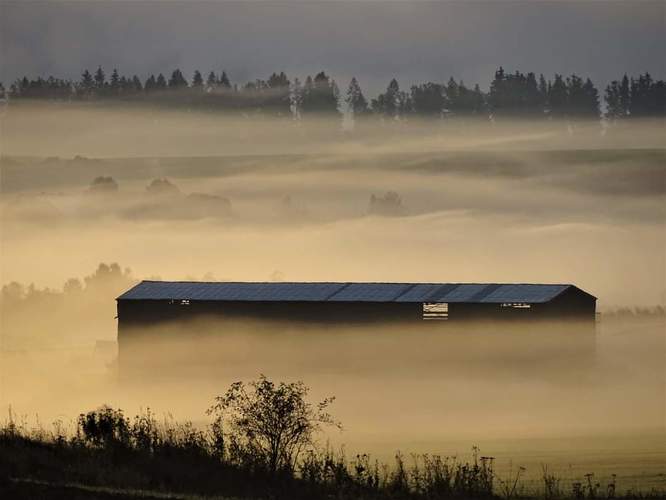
[323,283,413,302]
[243,283,346,301]
[436,284,489,302]
[480,284,569,303]
[467,283,503,302]
[394,283,445,302]
[118,281,347,302]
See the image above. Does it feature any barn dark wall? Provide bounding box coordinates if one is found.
[547,287,597,318]
[117,299,423,327]
[448,293,596,321]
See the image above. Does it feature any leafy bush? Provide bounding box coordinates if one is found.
[77,406,130,448]
[89,176,119,193]
[146,178,180,196]
[368,191,406,216]
[207,374,340,473]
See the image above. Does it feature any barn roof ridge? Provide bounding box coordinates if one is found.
[118,281,595,303]
[135,279,576,286]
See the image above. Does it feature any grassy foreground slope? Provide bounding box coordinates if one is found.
[2,407,664,500]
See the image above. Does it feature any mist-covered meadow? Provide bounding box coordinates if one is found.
[1,102,664,491]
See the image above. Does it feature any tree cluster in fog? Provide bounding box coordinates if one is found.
[2,263,133,305]
[88,177,233,221]
[368,192,406,217]
[0,263,135,344]
[3,66,664,121]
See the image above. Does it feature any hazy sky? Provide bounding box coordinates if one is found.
[1,1,665,94]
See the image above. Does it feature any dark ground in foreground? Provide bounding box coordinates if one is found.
[2,431,664,500]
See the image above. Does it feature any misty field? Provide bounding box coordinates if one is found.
[0,104,664,496]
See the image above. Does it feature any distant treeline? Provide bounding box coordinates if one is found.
[2,66,665,120]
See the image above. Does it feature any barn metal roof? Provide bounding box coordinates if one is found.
[118,281,594,304]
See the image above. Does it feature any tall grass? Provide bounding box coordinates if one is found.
[0,407,662,499]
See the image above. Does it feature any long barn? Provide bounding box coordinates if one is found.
[117,281,596,327]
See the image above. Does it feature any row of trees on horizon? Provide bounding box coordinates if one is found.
[2,66,664,121]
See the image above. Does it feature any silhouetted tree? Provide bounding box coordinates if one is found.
[218,71,232,89]
[538,74,549,108]
[548,74,568,118]
[300,72,339,115]
[110,69,120,92]
[346,77,370,116]
[206,71,217,89]
[368,191,406,216]
[489,68,544,117]
[470,84,487,115]
[155,73,167,90]
[604,80,623,119]
[144,74,157,92]
[94,66,106,89]
[619,74,631,115]
[80,70,94,91]
[630,73,664,117]
[605,72,665,119]
[411,82,445,116]
[146,178,180,195]
[207,375,339,473]
[168,69,188,89]
[581,78,600,118]
[89,176,119,193]
[264,72,291,115]
[131,75,142,92]
[372,78,410,119]
[192,70,204,89]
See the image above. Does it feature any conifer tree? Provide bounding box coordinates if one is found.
[218,71,231,89]
[604,80,622,119]
[192,70,204,89]
[410,82,444,116]
[144,74,157,92]
[372,78,404,118]
[94,66,106,88]
[472,84,486,115]
[445,77,459,114]
[300,72,339,114]
[155,73,167,89]
[581,78,600,118]
[346,77,370,116]
[263,72,291,115]
[206,71,217,88]
[538,74,549,110]
[80,70,94,92]
[619,74,631,116]
[131,75,142,92]
[168,69,188,89]
[548,74,568,118]
[110,69,120,90]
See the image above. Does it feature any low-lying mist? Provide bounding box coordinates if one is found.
[1,312,664,488]
[2,143,664,307]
